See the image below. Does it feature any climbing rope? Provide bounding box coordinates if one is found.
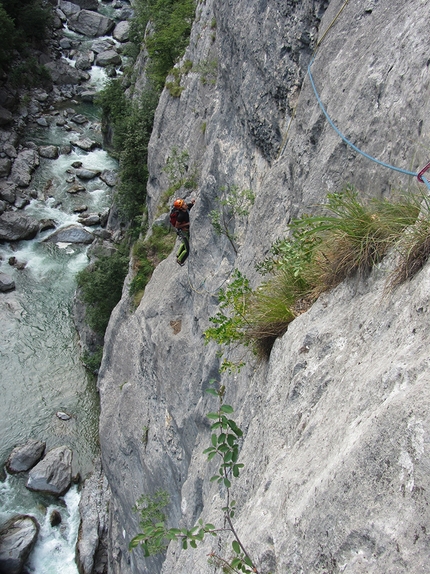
[307,57,430,191]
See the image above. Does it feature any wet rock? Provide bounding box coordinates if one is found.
[26,445,73,496]
[71,114,89,125]
[68,10,115,37]
[39,218,56,232]
[56,411,72,420]
[91,37,115,54]
[96,50,121,67]
[8,257,26,270]
[113,21,130,43]
[39,145,59,159]
[75,52,94,71]
[100,169,117,187]
[6,439,46,473]
[74,205,88,213]
[36,117,49,127]
[71,137,101,151]
[10,149,40,188]
[14,193,30,209]
[0,200,6,214]
[59,0,81,17]
[45,60,85,85]
[0,212,40,241]
[67,182,86,194]
[49,510,62,527]
[0,515,39,574]
[80,90,97,103]
[43,225,94,244]
[78,213,100,226]
[75,168,101,180]
[0,273,15,292]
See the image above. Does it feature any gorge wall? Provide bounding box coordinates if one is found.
[97,0,430,572]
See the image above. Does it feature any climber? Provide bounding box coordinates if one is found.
[172,198,195,265]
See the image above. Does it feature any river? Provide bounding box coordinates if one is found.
[0,53,118,573]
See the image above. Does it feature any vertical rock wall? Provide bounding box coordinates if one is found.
[97,0,430,572]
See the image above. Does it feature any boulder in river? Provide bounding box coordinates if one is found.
[113,21,130,43]
[68,10,115,37]
[0,515,39,574]
[6,439,46,473]
[45,60,85,86]
[43,224,94,244]
[26,445,73,496]
[39,145,59,159]
[75,168,101,180]
[95,50,121,67]
[0,212,40,241]
[10,149,40,188]
[71,137,101,151]
[0,273,15,292]
[100,169,117,187]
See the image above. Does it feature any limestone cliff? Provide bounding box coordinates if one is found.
[97,1,430,572]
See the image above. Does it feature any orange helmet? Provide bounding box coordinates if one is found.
[174,199,186,209]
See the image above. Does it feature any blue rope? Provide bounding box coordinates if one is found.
[307,58,430,191]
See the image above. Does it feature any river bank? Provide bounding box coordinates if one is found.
[0,1,132,572]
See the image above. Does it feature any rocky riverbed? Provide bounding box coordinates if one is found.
[0,1,130,572]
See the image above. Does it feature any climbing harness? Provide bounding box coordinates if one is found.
[307,57,430,191]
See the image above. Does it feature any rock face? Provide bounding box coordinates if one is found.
[0,273,15,292]
[0,515,39,574]
[26,445,73,496]
[10,149,39,187]
[6,439,45,473]
[97,1,430,573]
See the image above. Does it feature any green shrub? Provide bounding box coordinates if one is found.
[77,249,129,335]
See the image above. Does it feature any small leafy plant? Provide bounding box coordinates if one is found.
[130,384,260,573]
[209,185,255,253]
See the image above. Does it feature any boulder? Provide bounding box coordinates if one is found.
[68,10,115,38]
[59,0,80,17]
[0,515,39,574]
[0,212,40,241]
[39,145,59,159]
[113,21,130,43]
[91,37,115,54]
[78,214,100,226]
[26,445,73,496]
[67,182,86,194]
[71,114,88,125]
[10,149,40,188]
[45,60,84,85]
[6,439,46,473]
[75,52,94,71]
[49,510,62,527]
[71,137,101,151]
[3,143,17,159]
[0,157,11,177]
[75,168,101,180]
[0,273,15,292]
[79,90,97,103]
[95,50,121,68]
[0,181,17,204]
[43,225,94,244]
[100,169,117,187]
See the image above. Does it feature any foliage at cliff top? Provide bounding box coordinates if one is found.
[0,0,53,82]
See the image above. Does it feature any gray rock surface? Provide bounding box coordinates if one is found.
[6,439,46,473]
[10,149,39,187]
[95,50,121,68]
[0,212,40,241]
[26,445,73,496]
[0,273,15,292]
[43,224,94,244]
[45,60,85,85]
[75,167,101,180]
[68,10,115,38]
[76,458,110,574]
[113,21,130,43]
[96,1,430,573]
[39,145,59,159]
[0,515,39,574]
